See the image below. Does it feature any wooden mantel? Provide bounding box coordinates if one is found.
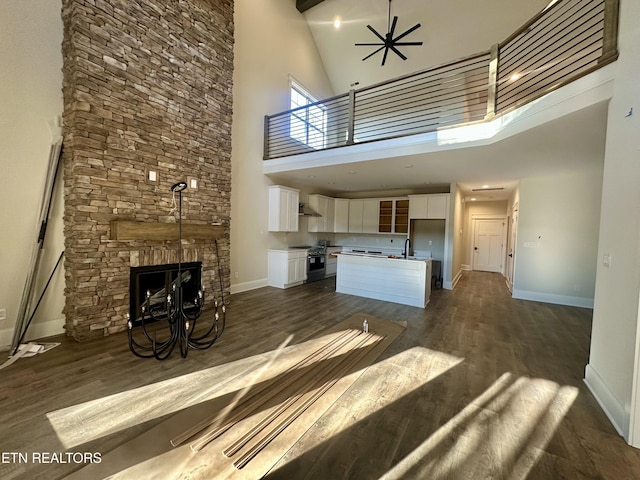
[110,220,225,241]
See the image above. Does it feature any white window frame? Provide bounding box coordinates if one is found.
[289,78,326,150]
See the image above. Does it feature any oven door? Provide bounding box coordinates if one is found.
[307,253,326,282]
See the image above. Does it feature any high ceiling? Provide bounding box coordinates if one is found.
[300,0,550,93]
[276,0,609,200]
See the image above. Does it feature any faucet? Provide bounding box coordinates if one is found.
[403,238,411,258]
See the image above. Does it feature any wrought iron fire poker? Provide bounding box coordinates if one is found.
[127,181,226,359]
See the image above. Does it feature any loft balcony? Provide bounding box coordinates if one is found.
[263,0,618,168]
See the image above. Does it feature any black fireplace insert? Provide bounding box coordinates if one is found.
[129,262,202,326]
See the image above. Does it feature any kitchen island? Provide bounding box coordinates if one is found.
[336,253,432,308]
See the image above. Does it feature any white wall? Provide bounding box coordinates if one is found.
[231,0,334,293]
[513,169,603,308]
[451,186,465,285]
[586,0,640,444]
[0,0,65,348]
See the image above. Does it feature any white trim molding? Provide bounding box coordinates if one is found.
[585,364,627,438]
[0,318,65,350]
[512,289,594,308]
[452,269,463,288]
[230,278,269,295]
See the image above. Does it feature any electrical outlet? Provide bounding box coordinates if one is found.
[0,309,6,321]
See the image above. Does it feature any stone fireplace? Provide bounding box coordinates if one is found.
[61,0,234,341]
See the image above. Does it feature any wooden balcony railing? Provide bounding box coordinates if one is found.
[264,0,618,160]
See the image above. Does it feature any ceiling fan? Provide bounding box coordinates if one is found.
[355,0,423,66]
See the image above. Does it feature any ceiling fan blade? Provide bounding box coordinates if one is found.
[366,24,386,43]
[381,46,390,66]
[393,23,422,42]
[355,42,386,46]
[393,42,424,46]
[389,45,408,61]
[388,16,399,38]
[362,45,386,62]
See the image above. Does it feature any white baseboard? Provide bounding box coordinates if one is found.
[0,318,65,350]
[461,264,472,271]
[584,364,627,439]
[230,277,268,294]
[512,289,594,308]
[452,269,463,289]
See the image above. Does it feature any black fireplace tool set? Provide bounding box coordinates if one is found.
[127,181,226,360]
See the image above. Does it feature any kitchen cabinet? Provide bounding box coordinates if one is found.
[307,194,335,233]
[348,199,379,233]
[408,194,449,220]
[325,246,342,277]
[336,253,432,308]
[268,249,307,288]
[268,185,299,232]
[334,199,350,233]
[378,198,409,234]
[348,199,364,232]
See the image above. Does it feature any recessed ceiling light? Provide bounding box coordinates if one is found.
[470,197,477,201]
[482,184,489,189]
[333,17,341,29]
[404,164,413,168]
[348,171,357,174]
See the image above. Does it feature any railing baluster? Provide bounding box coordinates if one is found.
[485,44,499,120]
[599,0,619,64]
[263,115,270,160]
[347,89,356,145]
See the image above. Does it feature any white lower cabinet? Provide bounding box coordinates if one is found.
[325,247,342,277]
[268,249,307,288]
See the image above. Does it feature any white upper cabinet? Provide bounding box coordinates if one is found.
[362,199,379,233]
[408,194,449,219]
[348,199,379,233]
[268,185,299,232]
[334,198,350,233]
[307,194,335,233]
[348,199,364,233]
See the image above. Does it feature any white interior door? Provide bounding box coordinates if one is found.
[473,219,505,273]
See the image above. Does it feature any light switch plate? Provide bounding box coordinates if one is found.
[603,253,611,267]
[146,168,158,183]
[0,309,6,321]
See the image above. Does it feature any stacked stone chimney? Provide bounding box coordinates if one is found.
[61,0,234,341]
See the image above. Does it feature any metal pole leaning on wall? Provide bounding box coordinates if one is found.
[10,139,63,355]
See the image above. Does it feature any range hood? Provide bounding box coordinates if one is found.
[299,202,321,217]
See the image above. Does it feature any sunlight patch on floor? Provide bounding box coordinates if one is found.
[380,373,579,480]
[46,333,311,448]
[275,345,465,467]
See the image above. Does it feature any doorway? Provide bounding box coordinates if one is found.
[472,218,506,273]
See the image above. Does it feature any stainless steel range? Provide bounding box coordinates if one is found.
[306,246,326,282]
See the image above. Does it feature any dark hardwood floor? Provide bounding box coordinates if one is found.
[1,271,639,479]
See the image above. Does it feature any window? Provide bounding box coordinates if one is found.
[289,80,326,150]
